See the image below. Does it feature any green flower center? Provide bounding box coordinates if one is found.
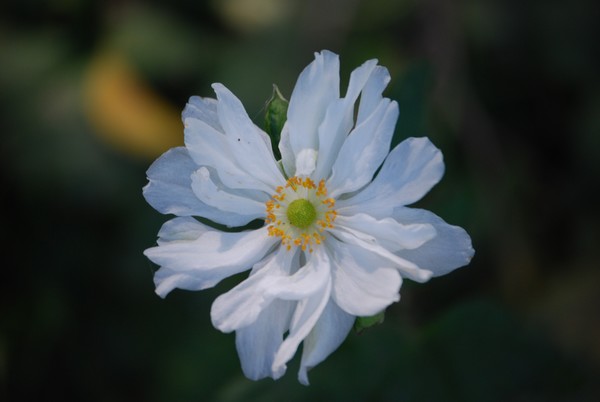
[286,199,317,229]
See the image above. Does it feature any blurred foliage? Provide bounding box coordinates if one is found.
[1,0,600,401]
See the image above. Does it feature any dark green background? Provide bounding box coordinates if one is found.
[2,0,599,401]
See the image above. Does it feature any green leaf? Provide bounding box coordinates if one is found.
[264,84,288,159]
[353,310,385,333]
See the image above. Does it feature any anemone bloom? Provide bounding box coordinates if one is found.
[143,50,474,384]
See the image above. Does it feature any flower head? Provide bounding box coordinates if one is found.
[143,50,474,384]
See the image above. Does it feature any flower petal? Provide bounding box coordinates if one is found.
[211,247,299,332]
[295,148,318,177]
[287,50,340,156]
[156,216,211,245]
[356,65,391,125]
[190,167,267,225]
[335,213,436,251]
[145,227,278,297]
[143,147,221,217]
[336,137,444,217]
[313,59,381,179]
[327,237,402,317]
[271,248,332,379]
[182,96,222,131]
[212,83,284,190]
[278,123,295,177]
[235,299,295,381]
[329,226,433,282]
[327,99,398,198]
[393,207,475,276]
[298,299,355,385]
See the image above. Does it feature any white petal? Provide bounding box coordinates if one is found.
[145,227,278,297]
[328,99,398,198]
[182,96,222,131]
[278,122,295,177]
[327,237,401,317]
[356,66,391,125]
[271,249,332,379]
[184,117,275,194]
[336,137,445,217]
[298,300,355,385]
[190,167,266,224]
[393,207,475,276]
[156,216,211,245]
[312,99,352,179]
[329,227,433,282]
[143,147,221,217]
[211,248,299,332]
[295,148,318,177]
[235,299,294,381]
[212,83,284,189]
[313,59,380,180]
[287,50,340,155]
[335,213,436,251]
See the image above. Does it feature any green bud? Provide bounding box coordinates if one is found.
[265,85,288,159]
[354,311,385,333]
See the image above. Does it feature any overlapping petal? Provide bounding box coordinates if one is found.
[313,59,382,179]
[287,50,340,156]
[327,237,402,317]
[327,99,398,197]
[143,147,254,227]
[271,249,332,379]
[335,213,436,252]
[145,226,278,297]
[329,226,433,283]
[336,137,445,217]
[235,300,294,380]
[190,167,267,224]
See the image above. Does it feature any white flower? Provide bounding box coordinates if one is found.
[143,50,474,384]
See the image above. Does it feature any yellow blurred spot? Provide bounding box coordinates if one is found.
[213,0,293,33]
[83,51,182,159]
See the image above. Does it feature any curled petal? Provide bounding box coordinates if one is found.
[145,227,279,297]
[335,213,436,252]
[190,167,267,224]
[235,299,295,381]
[329,227,433,283]
[298,300,355,385]
[143,147,215,217]
[156,216,210,245]
[393,207,475,276]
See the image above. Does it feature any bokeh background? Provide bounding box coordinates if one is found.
[2,0,599,401]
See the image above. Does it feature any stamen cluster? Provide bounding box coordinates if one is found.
[266,176,337,252]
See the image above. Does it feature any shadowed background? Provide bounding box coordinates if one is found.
[1,0,599,401]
